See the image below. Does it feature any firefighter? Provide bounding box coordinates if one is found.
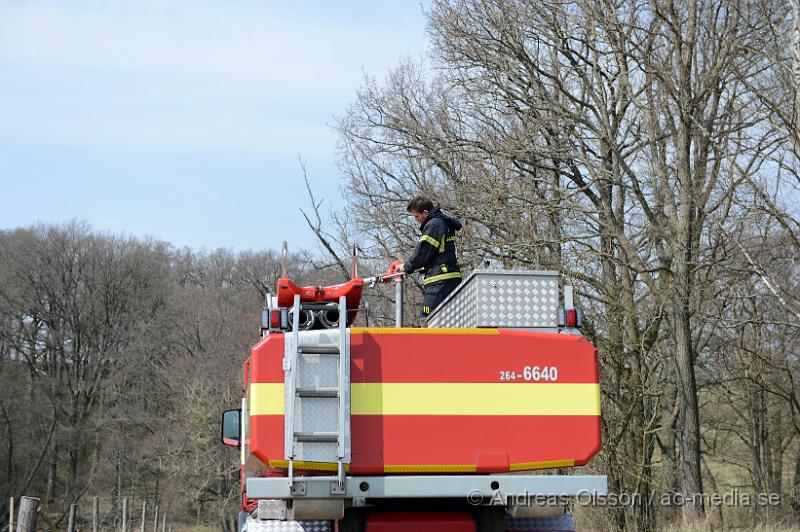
[396,195,463,319]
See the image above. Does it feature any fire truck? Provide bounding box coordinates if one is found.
[221,260,606,532]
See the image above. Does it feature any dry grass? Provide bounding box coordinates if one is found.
[663,524,800,532]
[167,525,220,532]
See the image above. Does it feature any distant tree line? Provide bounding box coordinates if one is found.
[0,222,331,530]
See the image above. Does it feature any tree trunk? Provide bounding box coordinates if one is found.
[46,442,58,506]
[672,75,705,519]
[673,185,703,521]
[793,0,800,146]
[2,406,13,500]
[768,406,783,501]
[67,414,82,506]
[673,266,704,522]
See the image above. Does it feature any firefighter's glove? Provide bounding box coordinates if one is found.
[380,259,406,282]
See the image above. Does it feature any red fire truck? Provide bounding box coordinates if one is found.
[221,265,606,532]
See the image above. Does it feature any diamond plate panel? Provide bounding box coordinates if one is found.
[294,397,339,462]
[243,518,331,532]
[427,274,477,328]
[297,355,338,389]
[294,398,338,433]
[294,441,339,462]
[477,275,558,328]
[257,500,287,520]
[427,270,559,328]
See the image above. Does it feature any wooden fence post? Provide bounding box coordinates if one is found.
[16,496,39,532]
[93,496,99,532]
[140,501,147,532]
[122,497,128,532]
[67,504,77,532]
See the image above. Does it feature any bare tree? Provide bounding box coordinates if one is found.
[0,223,171,508]
[332,0,797,528]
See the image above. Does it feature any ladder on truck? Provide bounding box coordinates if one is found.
[283,295,351,495]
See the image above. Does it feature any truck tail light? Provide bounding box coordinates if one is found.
[558,307,583,329]
[566,308,577,328]
[262,307,290,334]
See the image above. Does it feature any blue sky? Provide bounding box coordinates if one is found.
[0,1,429,252]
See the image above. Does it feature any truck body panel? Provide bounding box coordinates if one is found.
[247,328,600,475]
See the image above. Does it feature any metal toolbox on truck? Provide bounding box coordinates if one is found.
[426,270,560,329]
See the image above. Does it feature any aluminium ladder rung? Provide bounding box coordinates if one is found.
[297,346,340,355]
[296,387,339,398]
[294,432,339,443]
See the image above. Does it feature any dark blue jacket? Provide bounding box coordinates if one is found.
[404,207,462,286]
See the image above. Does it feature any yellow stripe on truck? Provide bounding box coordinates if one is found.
[268,459,348,472]
[384,464,476,473]
[509,459,575,471]
[249,383,284,415]
[249,382,600,417]
[350,383,600,416]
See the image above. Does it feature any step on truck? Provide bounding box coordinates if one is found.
[221,266,607,532]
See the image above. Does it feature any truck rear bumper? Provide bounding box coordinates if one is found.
[246,474,607,500]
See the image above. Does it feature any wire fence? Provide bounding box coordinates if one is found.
[7,496,173,532]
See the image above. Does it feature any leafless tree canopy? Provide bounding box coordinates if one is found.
[329,0,800,529]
